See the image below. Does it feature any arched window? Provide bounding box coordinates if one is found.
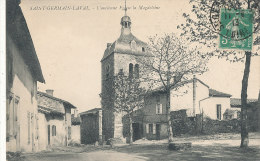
[134,64,139,78]
[131,40,136,50]
[129,63,133,78]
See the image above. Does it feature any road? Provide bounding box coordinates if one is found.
[13,133,260,161]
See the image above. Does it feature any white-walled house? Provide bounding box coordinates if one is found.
[200,89,232,120]
[170,77,232,120]
[37,90,76,151]
[6,0,45,152]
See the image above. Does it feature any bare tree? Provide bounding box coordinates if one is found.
[139,33,208,143]
[179,0,260,148]
[112,70,145,144]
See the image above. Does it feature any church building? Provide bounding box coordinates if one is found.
[101,13,151,141]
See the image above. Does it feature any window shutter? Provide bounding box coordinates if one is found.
[220,105,222,120]
[155,105,158,114]
[160,104,163,114]
[27,112,30,144]
[153,124,156,134]
[146,124,149,134]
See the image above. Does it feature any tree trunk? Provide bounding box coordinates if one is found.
[129,114,133,144]
[166,89,173,143]
[240,51,251,148]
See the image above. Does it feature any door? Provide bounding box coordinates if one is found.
[132,123,140,141]
[156,124,161,140]
[47,125,50,145]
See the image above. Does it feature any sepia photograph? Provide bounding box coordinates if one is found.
[1,0,260,160]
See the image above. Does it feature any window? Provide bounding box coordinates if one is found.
[134,64,139,78]
[149,124,153,133]
[6,93,13,141]
[13,98,19,138]
[129,63,133,78]
[68,126,71,140]
[217,104,222,120]
[156,104,163,114]
[52,125,56,136]
[142,47,145,52]
[131,40,136,49]
[27,112,30,144]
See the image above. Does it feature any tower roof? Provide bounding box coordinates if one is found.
[101,15,151,61]
[121,15,131,24]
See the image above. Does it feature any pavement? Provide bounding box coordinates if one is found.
[10,132,260,161]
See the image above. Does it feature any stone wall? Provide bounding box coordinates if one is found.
[80,110,102,145]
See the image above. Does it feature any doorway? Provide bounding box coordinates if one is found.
[156,124,161,140]
[132,123,141,141]
[47,125,50,145]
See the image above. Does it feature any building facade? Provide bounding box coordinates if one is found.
[101,13,151,141]
[37,90,76,151]
[6,0,45,152]
[141,77,232,140]
[80,108,102,145]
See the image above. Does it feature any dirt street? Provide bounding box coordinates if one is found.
[13,133,260,161]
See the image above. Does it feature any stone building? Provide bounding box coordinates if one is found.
[6,0,45,152]
[142,77,232,140]
[101,13,151,141]
[80,108,102,144]
[37,90,76,151]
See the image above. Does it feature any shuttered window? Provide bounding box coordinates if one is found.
[149,124,153,133]
[68,126,71,140]
[146,124,149,134]
[217,104,222,120]
[13,98,19,137]
[6,94,13,140]
[153,124,156,134]
[27,112,30,144]
[52,125,56,136]
[156,104,163,114]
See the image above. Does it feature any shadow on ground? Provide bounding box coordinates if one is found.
[112,143,260,161]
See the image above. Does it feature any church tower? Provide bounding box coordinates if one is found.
[101,7,150,141]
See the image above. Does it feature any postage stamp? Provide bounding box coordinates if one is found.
[219,8,253,50]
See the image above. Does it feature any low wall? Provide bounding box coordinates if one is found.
[170,110,259,136]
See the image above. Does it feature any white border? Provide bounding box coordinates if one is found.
[0,0,6,160]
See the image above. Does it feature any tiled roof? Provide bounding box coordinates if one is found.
[209,89,232,97]
[230,98,258,107]
[101,32,152,61]
[223,108,239,116]
[80,108,102,116]
[38,105,64,115]
[37,91,76,109]
[7,0,45,83]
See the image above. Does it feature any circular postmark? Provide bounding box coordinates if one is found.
[209,0,253,41]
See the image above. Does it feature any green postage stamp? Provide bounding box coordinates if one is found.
[219,8,253,50]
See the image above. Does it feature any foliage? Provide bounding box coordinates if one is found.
[140,33,208,91]
[113,71,145,114]
[178,0,260,62]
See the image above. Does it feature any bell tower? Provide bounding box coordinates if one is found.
[101,0,150,141]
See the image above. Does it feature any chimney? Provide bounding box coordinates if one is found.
[193,75,196,116]
[46,89,54,96]
[74,109,78,117]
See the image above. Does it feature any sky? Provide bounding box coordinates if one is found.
[20,0,260,112]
